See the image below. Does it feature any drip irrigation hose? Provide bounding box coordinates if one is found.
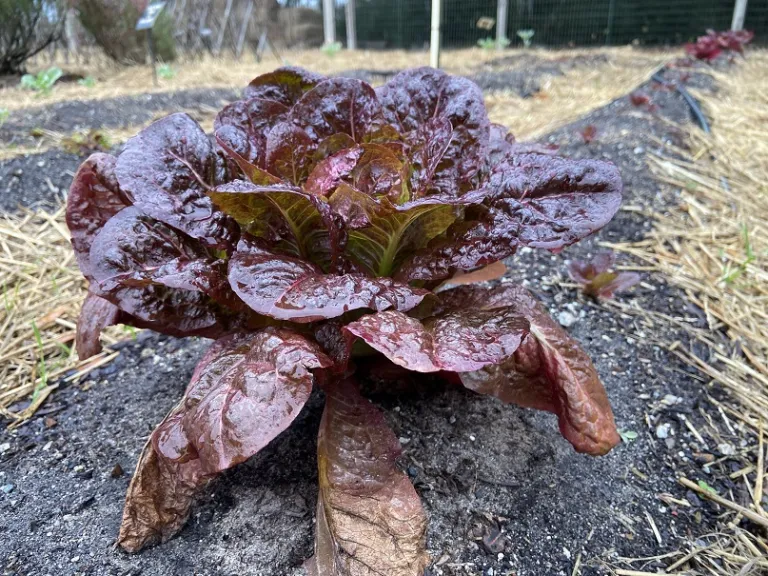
[651,67,729,191]
[651,70,710,134]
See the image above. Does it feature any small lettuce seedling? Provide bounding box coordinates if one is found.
[569,252,640,299]
[67,66,623,573]
[686,29,754,61]
[20,66,62,95]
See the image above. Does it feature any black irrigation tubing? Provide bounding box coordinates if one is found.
[651,69,710,134]
[651,65,730,192]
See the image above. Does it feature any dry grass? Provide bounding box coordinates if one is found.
[0,47,498,111]
[608,51,768,431]
[604,50,768,575]
[484,49,672,140]
[0,206,129,426]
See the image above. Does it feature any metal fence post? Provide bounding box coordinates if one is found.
[346,0,357,50]
[732,0,748,30]
[496,0,508,50]
[323,0,336,45]
[430,0,441,68]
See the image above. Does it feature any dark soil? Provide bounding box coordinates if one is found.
[0,59,739,576]
[470,52,612,97]
[0,87,238,148]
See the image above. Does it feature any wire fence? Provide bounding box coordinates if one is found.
[332,0,767,49]
[32,0,768,67]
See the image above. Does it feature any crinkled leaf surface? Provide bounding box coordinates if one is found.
[209,180,342,268]
[397,152,622,282]
[329,184,466,277]
[308,378,428,576]
[228,238,428,322]
[376,67,490,195]
[243,66,325,105]
[115,113,238,250]
[264,122,315,184]
[177,329,332,473]
[408,117,453,197]
[66,152,132,279]
[291,78,382,143]
[118,405,208,553]
[305,146,365,196]
[451,284,620,455]
[344,306,528,373]
[396,205,519,283]
[87,207,233,336]
[119,329,331,551]
[486,153,622,250]
[75,291,120,360]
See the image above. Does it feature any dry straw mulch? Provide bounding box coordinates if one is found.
[606,51,768,575]
[0,206,128,427]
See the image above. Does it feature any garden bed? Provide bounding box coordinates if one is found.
[0,51,762,576]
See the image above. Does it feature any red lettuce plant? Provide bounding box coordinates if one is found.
[568,252,641,299]
[685,29,754,61]
[66,66,624,572]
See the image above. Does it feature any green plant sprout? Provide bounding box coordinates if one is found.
[157,64,176,80]
[477,37,496,50]
[0,108,9,129]
[721,223,758,284]
[517,29,535,48]
[78,76,97,88]
[619,429,638,443]
[320,41,342,56]
[20,67,63,95]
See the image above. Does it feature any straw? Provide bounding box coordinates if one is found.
[0,206,133,427]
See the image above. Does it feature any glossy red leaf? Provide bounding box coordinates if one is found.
[118,405,208,552]
[243,66,325,105]
[376,67,490,194]
[66,153,132,279]
[487,152,622,250]
[119,328,331,551]
[228,237,428,322]
[75,291,121,360]
[344,306,528,373]
[305,146,365,196]
[177,329,332,473]
[264,121,315,184]
[308,378,428,576]
[450,284,621,455]
[407,117,453,197]
[115,113,238,250]
[395,204,519,283]
[291,78,382,143]
[209,180,341,266]
[87,207,235,336]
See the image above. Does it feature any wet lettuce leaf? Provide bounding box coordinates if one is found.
[228,237,428,322]
[115,113,238,251]
[307,378,428,576]
[75,291,121,360]
[66,152,132,280]
[118,329,331,551]
[446,284,621,455]
[344,306,529,373]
